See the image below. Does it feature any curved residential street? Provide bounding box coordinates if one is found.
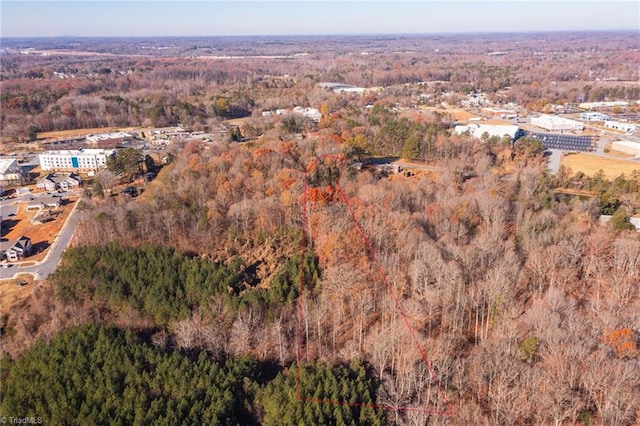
[1,198,82,281]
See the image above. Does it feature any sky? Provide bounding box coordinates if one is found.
[1,0,638,37]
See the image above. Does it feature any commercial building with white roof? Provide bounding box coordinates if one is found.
[454,124,522,141]
[611,141,640,156]
[605,121,636,134]
[530,115,584,132]
[0,158,22,183]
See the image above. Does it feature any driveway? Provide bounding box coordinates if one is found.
[546,149,563,174]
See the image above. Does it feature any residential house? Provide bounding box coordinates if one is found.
[36,174,82,192]
[36,177,57,192]
[26,196,61,210]
[0,236,32,261]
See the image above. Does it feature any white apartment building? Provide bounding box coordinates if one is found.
[39,149,114,172]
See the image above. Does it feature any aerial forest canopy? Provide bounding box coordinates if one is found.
[3,134,638,424]
[1,32,639,425]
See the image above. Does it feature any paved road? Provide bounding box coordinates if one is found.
[545,133,640,174]
[546,149,563,174]
[2,196,83,281]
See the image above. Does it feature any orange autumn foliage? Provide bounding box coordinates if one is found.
[602,328,639,358]
[307,186,337,203]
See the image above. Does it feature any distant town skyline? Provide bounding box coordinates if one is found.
[1,1,638,38]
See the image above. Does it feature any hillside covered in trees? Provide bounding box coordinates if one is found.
[3,130,639,423]
[1,32,640,425]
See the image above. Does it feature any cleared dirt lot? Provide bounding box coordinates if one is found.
[561,153,640,179]
[37,127,139,140]
[418,106,480,122]
[38,127,117,139]
[1,195,78,264]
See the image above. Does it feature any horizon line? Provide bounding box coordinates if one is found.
[2,28,638,39]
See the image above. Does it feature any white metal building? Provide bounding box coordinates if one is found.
[611,141,640,156]
[39,149,114,172]
[580,112,609,121]
[0,158,22,183]
[454,124,521,140]
[605,121,636,134]
[579,101,629,110]
[86,132,134,145]
[530,115,584,132]
[292,106,322,122]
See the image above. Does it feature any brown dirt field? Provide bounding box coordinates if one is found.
[0,274,37,308]
[561,153,640,179]
[419,106,480,122]
[225,118,252,126]
[482,119,513,125]
[2,196,78,264]
[37,127,139,140]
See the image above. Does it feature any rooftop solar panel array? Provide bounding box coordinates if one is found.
[527,132,594,152]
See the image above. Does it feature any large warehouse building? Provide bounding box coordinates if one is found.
[85,132,134,148]
[611,141,640,156]
[454,124,522,141]
[531,115,584,132]
[39,149,114,172]
[579,101,629,110]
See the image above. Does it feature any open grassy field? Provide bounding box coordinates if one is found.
[0,274,36,308]
[561,153,640,179]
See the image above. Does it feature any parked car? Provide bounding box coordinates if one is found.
[121,186,138,197]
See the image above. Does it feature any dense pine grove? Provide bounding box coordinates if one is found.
[259,362,384,425]
[51,242,318,325]
[0,325,384,425]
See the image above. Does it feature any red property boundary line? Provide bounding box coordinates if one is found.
[297,155,454,416]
